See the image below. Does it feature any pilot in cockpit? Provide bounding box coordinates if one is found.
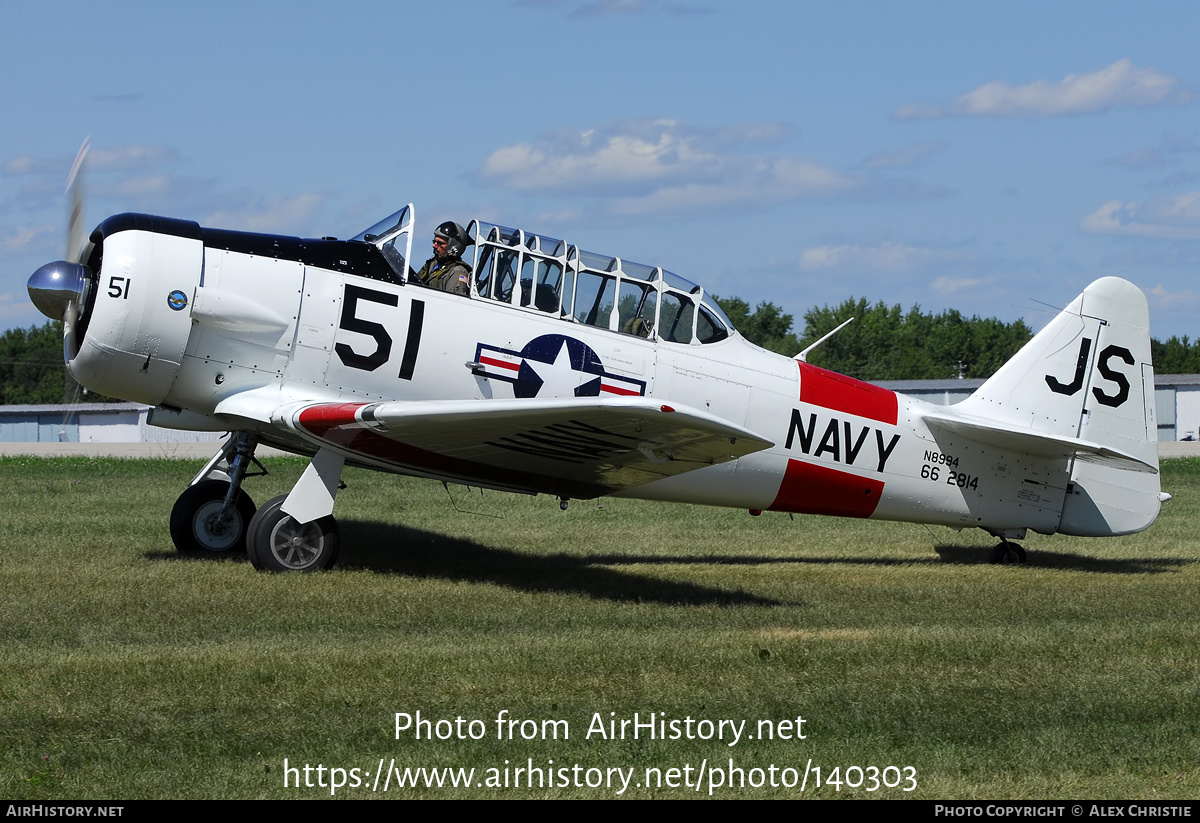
[414,221,473,297]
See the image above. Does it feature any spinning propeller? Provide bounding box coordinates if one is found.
[27,139,94,352]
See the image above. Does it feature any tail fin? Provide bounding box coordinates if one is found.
[941,277,1160,536]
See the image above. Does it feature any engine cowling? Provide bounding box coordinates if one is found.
[66,214,204,405]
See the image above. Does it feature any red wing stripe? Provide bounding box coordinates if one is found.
[296,403,368,437]
[292,403,613,499]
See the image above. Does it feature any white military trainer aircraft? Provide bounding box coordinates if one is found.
[28,189,1162,571]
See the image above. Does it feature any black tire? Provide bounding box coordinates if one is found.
[246,494,340,573]
[991,542,1027,565]
[169,480,257,556]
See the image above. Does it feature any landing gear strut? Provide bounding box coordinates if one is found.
[169,432,265,556]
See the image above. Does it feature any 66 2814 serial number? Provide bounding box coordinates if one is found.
[922,452,979,490]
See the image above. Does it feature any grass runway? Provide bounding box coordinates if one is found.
[2,456,1198,799]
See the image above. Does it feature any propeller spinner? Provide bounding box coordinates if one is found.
[28,260,92,320]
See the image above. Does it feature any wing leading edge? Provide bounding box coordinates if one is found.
[269,397,774,499]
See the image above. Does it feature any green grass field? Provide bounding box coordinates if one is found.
[2,456,1198,799]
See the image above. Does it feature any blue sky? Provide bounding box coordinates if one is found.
[3,0,1198,347]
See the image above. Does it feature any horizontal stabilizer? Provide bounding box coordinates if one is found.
[922,408,1157,473]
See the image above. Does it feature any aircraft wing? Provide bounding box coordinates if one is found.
[267,397,774,499]
[921,408,1157,473]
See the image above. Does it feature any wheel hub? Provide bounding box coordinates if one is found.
[269,518,324,569]
[194,501,242,550]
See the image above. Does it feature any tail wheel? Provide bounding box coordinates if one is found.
[169,480,257,555]
[246,495,339,573]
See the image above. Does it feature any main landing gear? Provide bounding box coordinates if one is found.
[170,432,264,556]
[245,495,340,572]
[990,537,1027,565]
[169,434,347,572]
[169,480,257,554]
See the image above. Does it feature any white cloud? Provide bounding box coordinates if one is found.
[0,292,37,324]
[1147,284,1199,309]
[930,276,989,296]
[1081,193,1200,240]
[3,144,177,179]
[609,157,862,215]
[2,143,190,212]
[90,145,179,171]
[1158,170,1200,188]
[1163,133,1200,153]
[798,241,967,272]
[896,59,1194,119]
[565,0,709,16]
[0,224,56,257]
[480,119,779,194]
[528,206,589,226]
[572,0,652,14]
[80,173,221,215]
[1107,133,1200,170]
[1106,148,1167,168]
[2,154,66,177]
[860,141,947,169]
[481,122,717,193]
[480,119,930,215]
[109,175,174,199]
[201,193,324,234]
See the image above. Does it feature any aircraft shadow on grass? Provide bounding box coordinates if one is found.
[932,544,1192,574]
[144,522,1191,605]
[146,520,787,607]
[539,546,1192,575]
[337,520,786,606]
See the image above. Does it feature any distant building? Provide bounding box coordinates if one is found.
[3,375,1199,443]
[0,403,222,444]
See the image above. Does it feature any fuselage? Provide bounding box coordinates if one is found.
[57,211,1081,537]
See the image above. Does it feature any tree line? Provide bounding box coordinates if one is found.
[0,322,73,404]
[716,296,1036,381]
[716,296,1200,381]
[3,303,1199,404]
[1150,336,1200,374]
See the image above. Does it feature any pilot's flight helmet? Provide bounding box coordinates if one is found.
[434,221,471,259]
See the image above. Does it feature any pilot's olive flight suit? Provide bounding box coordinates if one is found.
[416,257,472,297]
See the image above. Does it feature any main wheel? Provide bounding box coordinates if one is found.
[169,480,257,555]
[246,494,340,573]
[990,541,1027,565]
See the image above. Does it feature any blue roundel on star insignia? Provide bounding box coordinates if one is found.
[512,334,606,399]
[166,290,188,311]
